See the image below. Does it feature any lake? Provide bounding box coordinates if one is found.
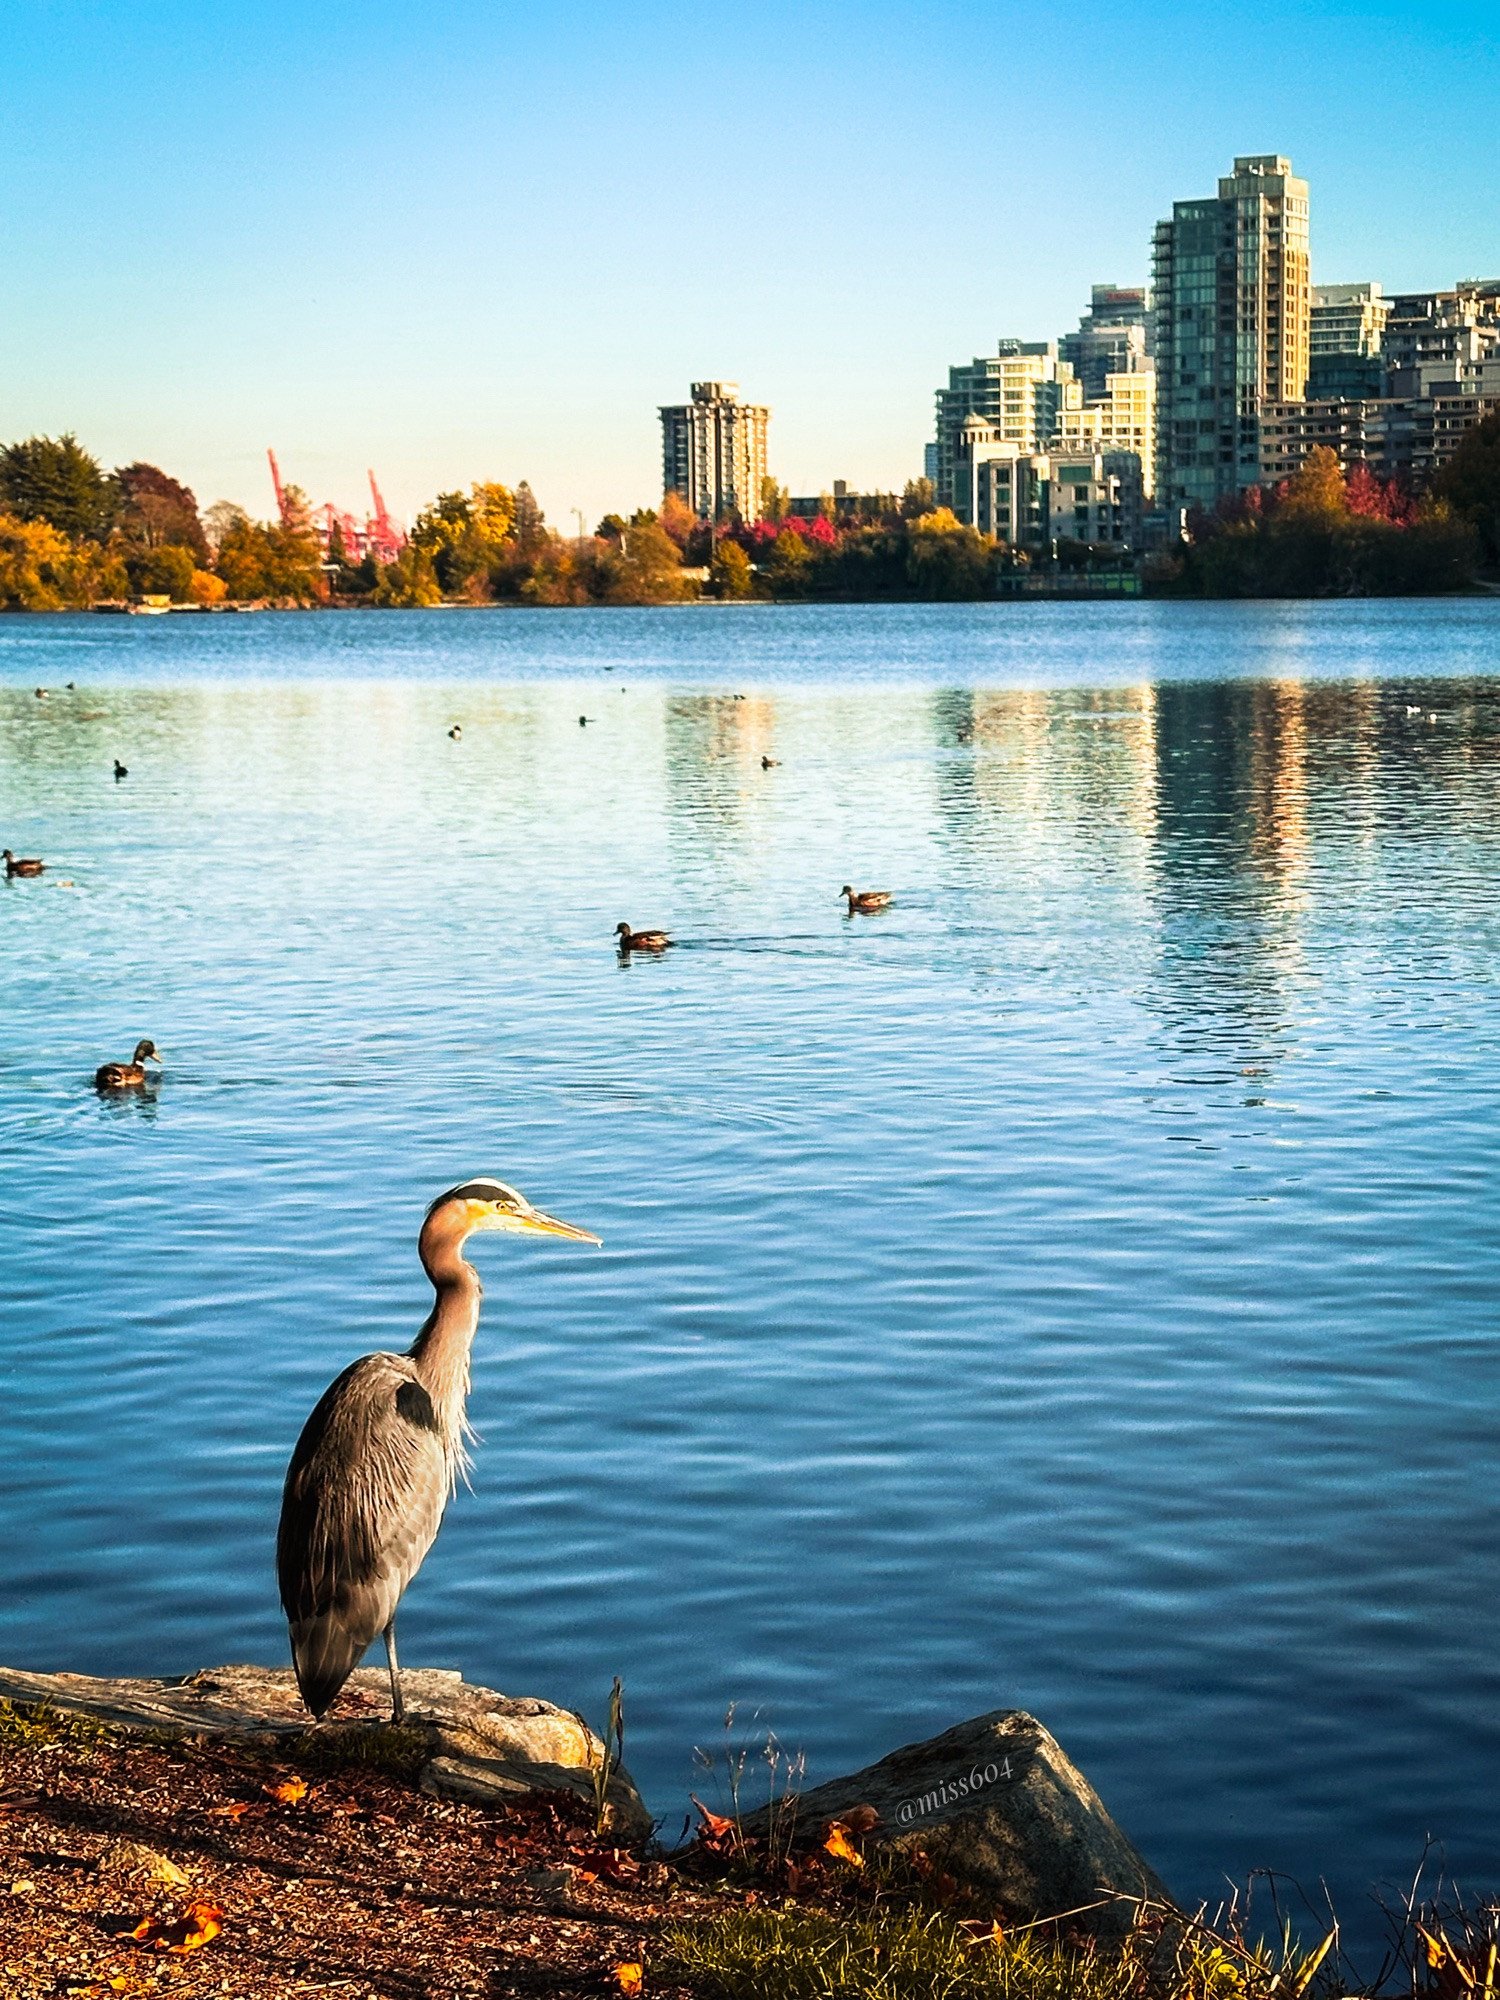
[2,599,1499,1952]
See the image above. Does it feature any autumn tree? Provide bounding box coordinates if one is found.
[658,490,697,549]
[759,528,814,597]
[214,514,323,604]
[116,463,208,561]
[607,518,691,604]
[1275,445,1347,523]
[372,543,443,607]
[710,538,753,598]
[901,477,937,518]
[904,510,997,598]
[0,513,126,608]
[758,475,790,523]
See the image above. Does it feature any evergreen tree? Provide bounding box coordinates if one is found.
[0,434,119,540]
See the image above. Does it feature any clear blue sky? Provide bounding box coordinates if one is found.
[0,0,1494,530]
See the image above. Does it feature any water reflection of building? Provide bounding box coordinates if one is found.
[663,694,781,866]
[928,685,1160,898]
[1146,681,1321,1058]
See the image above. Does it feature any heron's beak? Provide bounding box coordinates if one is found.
[494,1204,601,1244]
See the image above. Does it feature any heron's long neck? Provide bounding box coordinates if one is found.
[409,1234,482,1445]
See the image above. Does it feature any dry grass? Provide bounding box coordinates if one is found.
[666,1900,1343,2000]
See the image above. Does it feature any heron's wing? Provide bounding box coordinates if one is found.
[276,1353,451,1717]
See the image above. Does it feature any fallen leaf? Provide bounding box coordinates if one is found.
[207,1801,251,1820]
[612,1965,643,1996]
[129,1901,223,1953]
[823,1823,864,1867]
[689,1796,734,1842]
[264,1777,308,1805]
[570,1847,641,1884]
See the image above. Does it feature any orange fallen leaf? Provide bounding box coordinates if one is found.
[690,1796,734,1842]
[823,1822,864,1867]
[612,1964,644,1995]
[207,1801,251,1820]
[129,1901,223,1953]
[264,1777,308,1805]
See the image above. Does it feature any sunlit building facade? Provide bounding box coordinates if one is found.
[1152,154,1311,510]
[659,382,770,521]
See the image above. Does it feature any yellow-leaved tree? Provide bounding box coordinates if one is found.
[1276,445,1347,523]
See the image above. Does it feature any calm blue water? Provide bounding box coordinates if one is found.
[3,601,1500,1948]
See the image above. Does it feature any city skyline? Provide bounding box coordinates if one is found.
[1,0,1495,529]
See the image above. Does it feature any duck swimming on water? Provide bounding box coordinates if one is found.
[616,922,672,953]
[840,885,892,913]
[3,850,45,877]
[95,1040,162,1090]
[114,759,128,779]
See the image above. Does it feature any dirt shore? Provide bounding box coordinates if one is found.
[0,1718,725,1998]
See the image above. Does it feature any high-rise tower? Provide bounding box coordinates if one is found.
[1151,155,1310,511]
[659,382,770,521]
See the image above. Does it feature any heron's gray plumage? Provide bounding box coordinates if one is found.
[277,1351,456,1719]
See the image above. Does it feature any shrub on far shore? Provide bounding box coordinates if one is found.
[1154,447,1480,597]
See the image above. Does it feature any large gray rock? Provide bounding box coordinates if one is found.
[0,1662,650,1843]
[743,1708,1169,1933]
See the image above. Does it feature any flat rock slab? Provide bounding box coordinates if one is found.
[743,1707,1170,1933]
[0,1662,650,1842]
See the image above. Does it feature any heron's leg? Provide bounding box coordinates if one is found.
[383,1619,404,1724]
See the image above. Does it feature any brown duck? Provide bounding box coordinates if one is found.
[3,850,45,878]
[95,1040,162,1090]
[840,885,892,913]
[616,922,672,953]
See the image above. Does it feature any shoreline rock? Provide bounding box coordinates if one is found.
[0,1661,651,1843]
[739,1707,1170,1933]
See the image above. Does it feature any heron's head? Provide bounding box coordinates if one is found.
[133,1039,161,1064]
[424,1176,601,1245]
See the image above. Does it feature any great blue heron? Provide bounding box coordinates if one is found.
[840,885,892,913]
[276,1177,600,1723]
[95,1039,161,1090]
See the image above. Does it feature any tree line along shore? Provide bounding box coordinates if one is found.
[0,425,1496,612]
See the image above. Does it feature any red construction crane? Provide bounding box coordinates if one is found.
[267,449,287,524]
[265,452,405,563]
[366,469,403,564]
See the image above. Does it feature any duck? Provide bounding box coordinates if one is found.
[761,756,779,769]
[3,850,45,877]
[95,1039,162,1090]
[447,725,462,740]
[840,885,892,913]
[113,759,128,779]
[616,922,673,953]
